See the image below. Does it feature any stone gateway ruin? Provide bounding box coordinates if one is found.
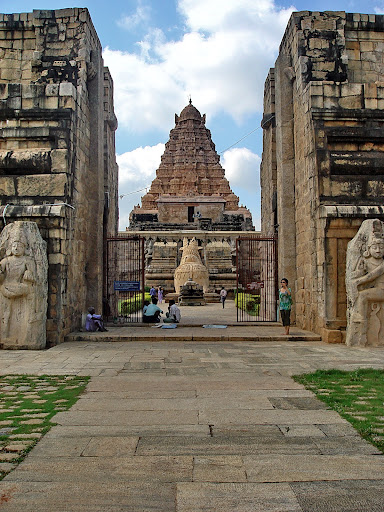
[1,7,384,347]
[261,11,384,343]
[0,9,118,347]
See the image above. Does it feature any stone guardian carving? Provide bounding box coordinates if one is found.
[0,222,48,349]
[174,238,209,294]
[346,219,384,346]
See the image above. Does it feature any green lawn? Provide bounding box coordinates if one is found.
[293,369,384,453]
[0,375,89,480]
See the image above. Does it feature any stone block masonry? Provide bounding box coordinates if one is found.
[261,11,384,343]
[0,9,118,347]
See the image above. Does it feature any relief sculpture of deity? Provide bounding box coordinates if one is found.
[0,221,48,349]
[346,219,384,346]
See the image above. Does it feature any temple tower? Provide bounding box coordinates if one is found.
[128,101,255,293]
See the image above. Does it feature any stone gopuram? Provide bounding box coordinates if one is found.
[128,101,254,293]
[0,9,118,346]
[261,11,384,342]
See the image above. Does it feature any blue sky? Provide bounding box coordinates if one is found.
[5,0,384,230]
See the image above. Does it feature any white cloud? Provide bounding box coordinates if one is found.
[117,1,151,30]
[221,147,261,191]
[221,146,261,229]
[117,143,164,230]
[104,0,295,133]
[374,5,384,12]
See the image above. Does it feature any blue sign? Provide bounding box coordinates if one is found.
[114,281,140,291]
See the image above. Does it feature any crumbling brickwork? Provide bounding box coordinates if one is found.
[261,11,384,342]
[0,9,118,346]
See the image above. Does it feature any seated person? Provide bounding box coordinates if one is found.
[142,300,150,320]
[163,299,181,323]
[85,307,108,332]
[143,297,162,323]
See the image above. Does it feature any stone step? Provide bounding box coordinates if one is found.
[65,331,321,343]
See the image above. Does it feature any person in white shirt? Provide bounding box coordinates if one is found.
[164,299,181,323]
[220,287,227,309]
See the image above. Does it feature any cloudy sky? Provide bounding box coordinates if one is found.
[9,0,384,230]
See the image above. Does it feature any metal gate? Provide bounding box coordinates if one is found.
[236,236,278,322]
[104,235,145,323]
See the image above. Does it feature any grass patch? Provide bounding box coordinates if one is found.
[293,368,384,453]
[119,292,151,316]
[235,292,260,316]
[0,374,89,480]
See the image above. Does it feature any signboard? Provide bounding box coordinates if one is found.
[114,281,140,292]
[246,281,264,290]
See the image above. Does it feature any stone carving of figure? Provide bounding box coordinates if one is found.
[144,239,154,267]
[174,237,209,293]
[0,222,48,349]
[346,219,384,346]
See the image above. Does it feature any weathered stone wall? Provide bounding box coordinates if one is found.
[0,9,118,346]
[261,11,384,342]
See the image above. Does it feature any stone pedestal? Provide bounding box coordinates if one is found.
[179,279,206,306]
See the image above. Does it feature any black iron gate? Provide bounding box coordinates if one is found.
[236,236,278,322]
[104,235,145,323]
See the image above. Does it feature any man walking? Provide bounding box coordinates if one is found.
[220,287,227,309]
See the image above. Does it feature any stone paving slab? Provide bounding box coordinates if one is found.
[290,479,384,512]
[52,409,199,426]
[43,425,211,438]
[198,409,347,425]
[243,455,384,482]
[135,435,321,456]
[176,482,302,512]
[0,481,176,512]
[6,456,193,483]
[27,436,140,457]
[69,396,275,411]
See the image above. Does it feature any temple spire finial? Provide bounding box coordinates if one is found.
[188,94,192,105]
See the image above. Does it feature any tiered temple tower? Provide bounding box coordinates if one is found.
[129,101,253,231]
[127,101,255,293]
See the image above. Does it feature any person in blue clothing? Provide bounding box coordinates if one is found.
[143,297,162,323]
[149,286,157,300]
[279,278,292,335]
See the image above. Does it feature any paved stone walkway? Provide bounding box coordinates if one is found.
[0,340,384,511]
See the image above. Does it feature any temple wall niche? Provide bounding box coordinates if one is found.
[0,9,118,347]
[261,11,384,343]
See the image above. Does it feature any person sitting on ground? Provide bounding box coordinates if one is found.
[143,297,162,323]
[85,307,108,332]
[142,300,150,321]
[163,299,181,323]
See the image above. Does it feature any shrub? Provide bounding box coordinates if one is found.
[235,292,260,316]
[119,292,151,316]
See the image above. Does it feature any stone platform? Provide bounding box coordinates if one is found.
[66,301,321,342]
